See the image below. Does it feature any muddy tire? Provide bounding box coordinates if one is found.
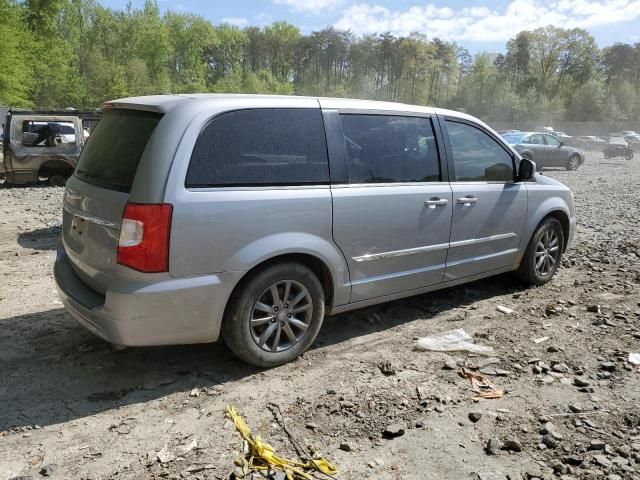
[222,262,325,367]
[515,217,564,286]
[48,174,66,187]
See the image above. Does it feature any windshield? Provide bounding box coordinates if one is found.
[75,109,162,193]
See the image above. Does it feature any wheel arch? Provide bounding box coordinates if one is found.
[37,159,75,178]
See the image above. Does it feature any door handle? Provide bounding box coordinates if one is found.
[457,196,478,205]
[425,198,449,208]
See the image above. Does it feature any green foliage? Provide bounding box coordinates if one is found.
[1,0,639,123]
[0,0,34,107]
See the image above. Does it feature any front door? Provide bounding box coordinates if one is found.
[331,114,453,302]
[442,119,528,281]
[545,134,565,166]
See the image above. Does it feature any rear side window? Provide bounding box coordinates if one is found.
[446,121,514,182]
[75,110,162,192]
[186,109,329,187]
[340,114,440,183]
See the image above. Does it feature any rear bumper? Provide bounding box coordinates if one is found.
[54,243,243,346]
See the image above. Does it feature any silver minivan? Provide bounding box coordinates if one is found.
[54,94,576,366]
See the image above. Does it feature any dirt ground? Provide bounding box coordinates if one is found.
[1,152,639,480]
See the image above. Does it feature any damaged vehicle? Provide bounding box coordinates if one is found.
[1,110,100,186]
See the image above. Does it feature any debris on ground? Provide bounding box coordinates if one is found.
[415,328,494,355]
[459,368,504,399]
[225,405,337,480]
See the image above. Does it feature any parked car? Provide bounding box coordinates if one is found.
[54,95,576,367]
[604,137,634,160]
[621,130,638,136]
[1,110,101,186]
[623,134,640,145]
[502,131,585,170]
[553,131,572,140]
[577,135,606,144]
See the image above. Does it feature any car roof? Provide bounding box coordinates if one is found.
[102,93,487,122]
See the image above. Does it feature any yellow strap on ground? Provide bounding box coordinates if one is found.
[225,405,338,480]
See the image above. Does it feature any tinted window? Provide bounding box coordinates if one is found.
[446,121,514,182]
[75,110,162,192]
[186,109,329,187]
[340,114,440,183]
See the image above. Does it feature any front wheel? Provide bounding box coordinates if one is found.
[566,155,580,171]
[625,152,634,160]
[222,262,325,367]
[515,217,564,286]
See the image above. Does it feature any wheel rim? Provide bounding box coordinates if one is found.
[570,157,579,169]
[250,280,313,353]
[535,228,560,276]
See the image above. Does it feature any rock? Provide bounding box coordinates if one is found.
[232,467,245,479]
[573,377,591,387]
[306,423,319,430]
[615,445,630,458]
[443,357,458,370]
[542,434,559,449]
[502,438,523,452]
[593,454,612,467]
[563,455,583,466]
[587,305,601,313]
[339,442,353,452]
[486,437,503,455]
[600,361,616,371]
[495,369,511,376]
[434,405,444,413]
[589,439,606,450]
[540,422,557,434]
[547,345,560,352]
[569,402,584,413]
[552,363,571,374]
[479,368,497,376]
[469,411,483,423]
[157,446,176,464]
[383,423,405,438]
[39,464,58,477]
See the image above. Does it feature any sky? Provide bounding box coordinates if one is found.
[102,0,640,53]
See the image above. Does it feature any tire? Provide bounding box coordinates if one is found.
[515,217,564,286]
[625,152,634,160]
[49,174,66,187]
[222,262,325,367]
[566,155,580,171]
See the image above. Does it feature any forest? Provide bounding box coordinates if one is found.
[1,0,640,123]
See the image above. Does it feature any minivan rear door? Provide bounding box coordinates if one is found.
[328,112,452,303]
[62,109,162,294]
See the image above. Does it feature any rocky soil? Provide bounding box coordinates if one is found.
[0,151,639,480]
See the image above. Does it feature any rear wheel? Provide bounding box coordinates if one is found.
[566,155,580,171]
[625,151,634,160]
[48,174,66,187]
[222,262,325,367]
[515,217,564,286]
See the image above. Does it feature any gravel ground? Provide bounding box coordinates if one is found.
[0,152,639,480]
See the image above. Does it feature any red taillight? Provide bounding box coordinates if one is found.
[117,203,173,273]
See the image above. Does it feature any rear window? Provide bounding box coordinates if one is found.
[75,109,162,192]
[186,108,329,188]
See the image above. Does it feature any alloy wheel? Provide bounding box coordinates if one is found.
[535,228,560,276]
[250,280,313,352]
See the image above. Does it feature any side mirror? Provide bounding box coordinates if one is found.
[559,141,565,147]
[519,158,536,181]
